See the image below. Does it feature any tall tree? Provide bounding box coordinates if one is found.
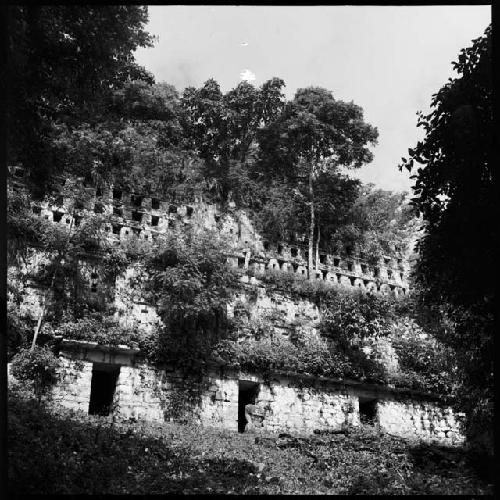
[400,25,493,452]
[7,5,154,196]
[181,78,286,200]
[52,80,200,195]
[259,87,378,276]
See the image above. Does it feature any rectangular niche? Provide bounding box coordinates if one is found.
[88,363,121,416]
[358,397,378,426]
[52,211,64,223]
[131,195,143,207]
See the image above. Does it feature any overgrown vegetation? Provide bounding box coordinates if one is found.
[6,208,457,396]
[7,4,492,468]
[8,388,493,495]
[138,228,240,371]
[10,347,60,402]
[50,314,145,348]
[400,24,493,452]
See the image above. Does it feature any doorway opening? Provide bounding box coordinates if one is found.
[238,381,260,433]
[359,397,378,425]
[88,363,120,416]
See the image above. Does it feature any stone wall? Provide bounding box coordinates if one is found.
[51,356,93,413]
[41,342,465,447]
[377,400,466,446]
[236,372,358,434]
[8,166,412,336]
[9,167,410,297]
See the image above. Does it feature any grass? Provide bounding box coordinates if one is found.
[8,388,493,495]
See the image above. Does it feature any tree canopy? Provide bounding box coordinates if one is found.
[7,5,154,196]
[400,24,493,451]
[257,87,378,274]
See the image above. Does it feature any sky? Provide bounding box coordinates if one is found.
[134,5,491,193]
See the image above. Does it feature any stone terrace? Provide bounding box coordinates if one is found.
[9,167,410,296]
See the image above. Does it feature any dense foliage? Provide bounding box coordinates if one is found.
[10,347,60,401]
[400,24,493,450]
[7,304,33,360]
[330,185,418,264]
[256,87,379,274]
[388,320,458,395]
[7,5,154,197]
[213,331,386,383]
[139,228,240,371]
[208,273,452,393]
[52,314,144,348]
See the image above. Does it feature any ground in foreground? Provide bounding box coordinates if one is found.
[8,389,493,495]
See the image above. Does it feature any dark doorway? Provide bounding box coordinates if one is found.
[238,381,260,433]
[359,397,378,425]
[88,363,120,416]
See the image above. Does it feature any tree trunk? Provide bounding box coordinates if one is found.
[31,210,75,350]
[308,168,315,278]
[31,265,56,350]
[315,224,321,271]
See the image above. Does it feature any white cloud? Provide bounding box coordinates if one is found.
[240,68,256,82]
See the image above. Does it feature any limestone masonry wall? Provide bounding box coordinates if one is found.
[8,169,412,336]
[9,169,460,447]
[39,342,465,447]
[9,168,410,298]
[377,400,465,445]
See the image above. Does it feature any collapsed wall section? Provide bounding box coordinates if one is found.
[228,286,320,337]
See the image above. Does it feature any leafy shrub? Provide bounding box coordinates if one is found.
[254,269,334,304]
[389,321,458,395]
[319,288,396,341]
[10,346,60,400]
[52,314,146,348]
[7,190,54,247]
[141,227,240,371]
[213,329,382,381]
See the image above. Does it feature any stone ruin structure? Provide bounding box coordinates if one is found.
[51,340,465,446]
[8,166,466,446]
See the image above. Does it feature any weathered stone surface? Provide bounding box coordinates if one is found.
[42,352,469,444]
